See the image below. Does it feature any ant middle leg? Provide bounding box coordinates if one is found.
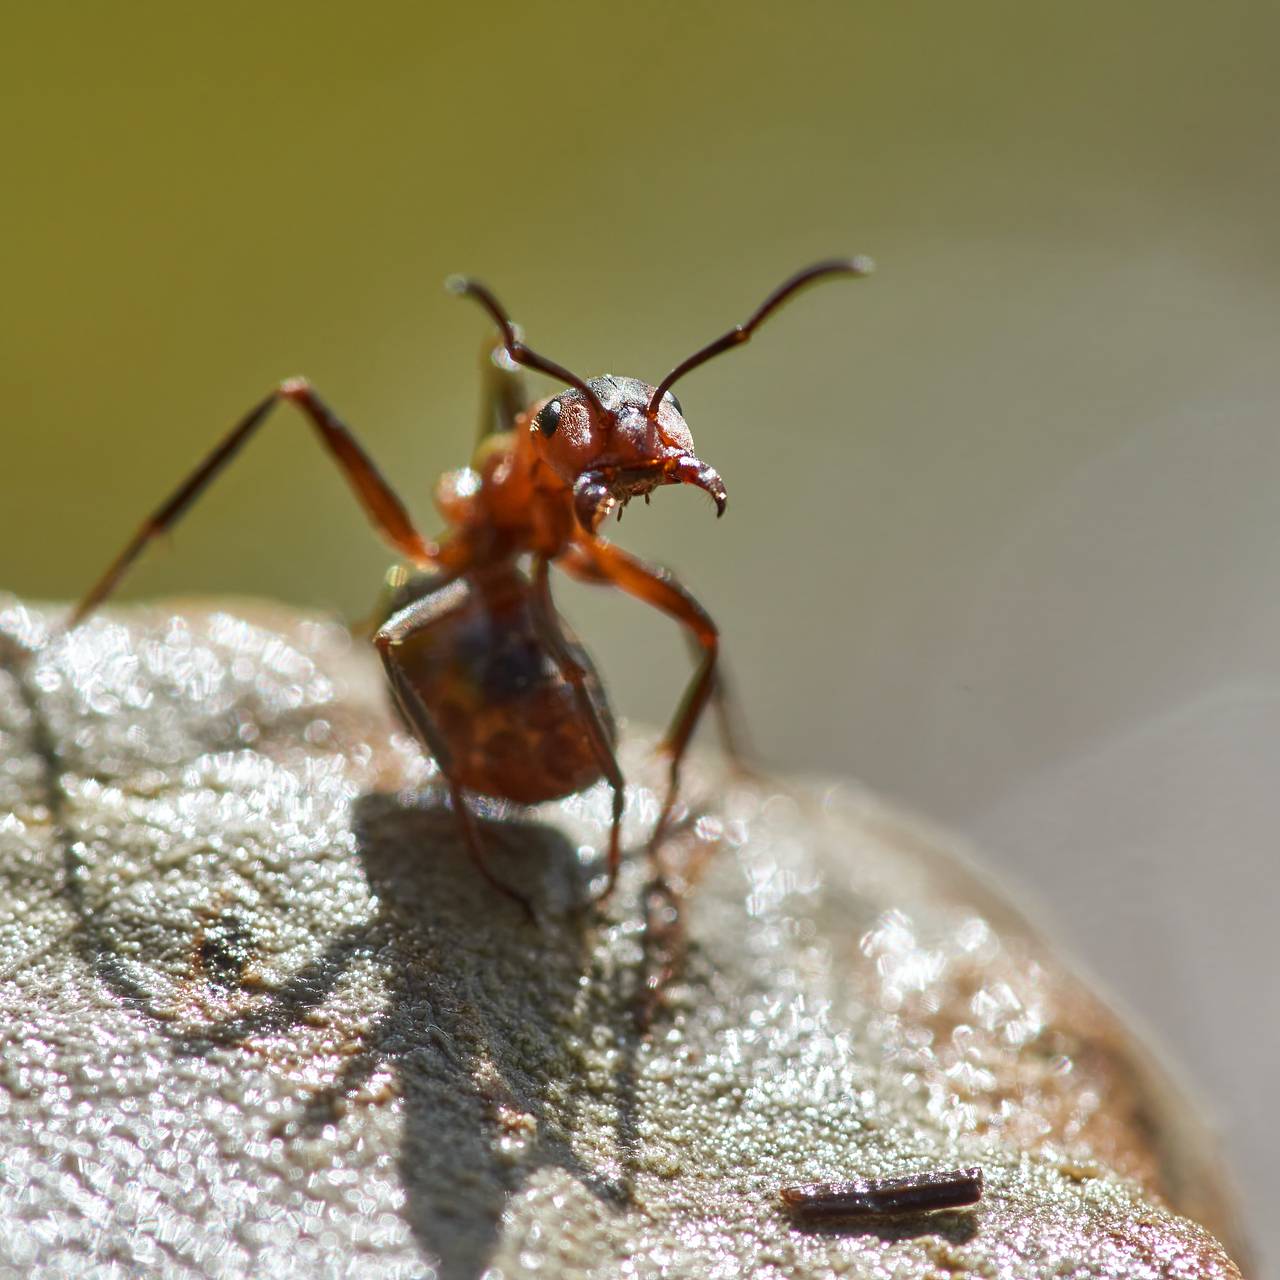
[352,564,453,641]
[69,379,437,628]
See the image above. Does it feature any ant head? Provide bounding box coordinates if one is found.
[526,375,723,532]
[447,257,872,533]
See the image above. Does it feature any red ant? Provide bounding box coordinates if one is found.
[69,258,872,916]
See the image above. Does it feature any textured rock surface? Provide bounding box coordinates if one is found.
[0,597,1248,1278]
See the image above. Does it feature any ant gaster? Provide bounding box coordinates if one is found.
[70,258,873,915]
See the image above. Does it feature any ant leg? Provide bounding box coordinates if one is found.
[635,876,683,1031]
[566,546,749,772]
[70,379,438,627]
[349,564,414,641]
[559,541,721,1026]
[374,599,536,921]
[528,556,626,903]
[444,775,536,921]
[560,540,718,854]
[352,564,452,641]
[476,340,529,443]
[683,633,759,776]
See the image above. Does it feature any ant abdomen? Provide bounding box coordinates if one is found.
[379,565,614,806]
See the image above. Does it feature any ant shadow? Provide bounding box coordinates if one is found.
[9,626,700,1280]
[788,1210,979,1247]
[64,781,647,1280]
[13,619,982,1278]
[321,792,641,1278]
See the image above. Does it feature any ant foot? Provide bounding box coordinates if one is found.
[635,876,684,1032]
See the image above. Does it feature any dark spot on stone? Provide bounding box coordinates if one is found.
[195,913,255,988]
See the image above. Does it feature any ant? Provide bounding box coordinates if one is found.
[69,258,872,918]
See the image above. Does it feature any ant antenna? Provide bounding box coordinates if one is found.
[646,257,875,417]
[446,277,607,417]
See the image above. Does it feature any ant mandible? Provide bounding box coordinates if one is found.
[69,257,873,916]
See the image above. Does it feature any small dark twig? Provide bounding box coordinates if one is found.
[780,1167,984,1222]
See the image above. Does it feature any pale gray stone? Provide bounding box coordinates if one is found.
[0,598,1247,1278]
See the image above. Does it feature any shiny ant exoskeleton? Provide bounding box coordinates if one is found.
[70,258,872,916]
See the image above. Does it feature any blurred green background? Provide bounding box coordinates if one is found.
[3,2,1277,1268]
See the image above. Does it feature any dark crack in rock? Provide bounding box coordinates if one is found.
[0,597,1249,1278]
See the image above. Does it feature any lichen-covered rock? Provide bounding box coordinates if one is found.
[0,598,1248,1278]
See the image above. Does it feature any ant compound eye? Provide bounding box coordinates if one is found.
[663,389,683,415]
[534,399,562,437]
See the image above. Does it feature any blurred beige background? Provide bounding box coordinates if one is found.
[3,3,1277,1269]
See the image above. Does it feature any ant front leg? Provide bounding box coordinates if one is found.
[682,632,759,778]
[373,597,536,922]
[560,540,718,858]
[69,379,437,627]
[558,541,721,1028]
[567,546,749,773]
[528,556,626,904]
